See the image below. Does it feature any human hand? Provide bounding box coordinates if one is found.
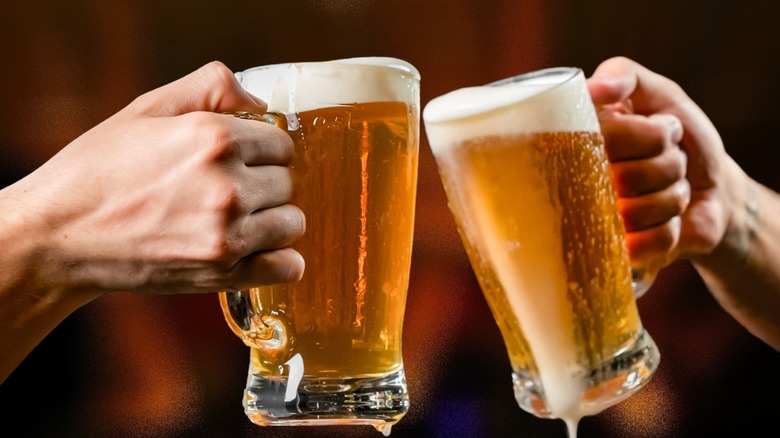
[10,61,305,296]
[587,56,737,276]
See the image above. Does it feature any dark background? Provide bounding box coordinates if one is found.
[1,1,779,437]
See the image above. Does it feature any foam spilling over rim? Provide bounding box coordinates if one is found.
[423,67,599,151]
[236,57,420,114]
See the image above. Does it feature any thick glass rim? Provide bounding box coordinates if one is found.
[238,56,420,81]
[486,66,581,89]
[423,67,583,125]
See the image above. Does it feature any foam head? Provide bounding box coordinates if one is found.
[236,57,420,115]
[423,67,600,154]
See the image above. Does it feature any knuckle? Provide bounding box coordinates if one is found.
[285,205,307,238]
[204,177,240,212]
[199,229,231,262]
[677,148,689,176]
[655,220,680,250]
[192,195,241,263]
[660,148,686,180]
[198,61,235,92]
[201,121,236,157]
[178,113,236,158]
[257,127,295,164]
[672,180,691,212]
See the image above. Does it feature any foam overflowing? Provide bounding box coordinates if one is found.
[236,57,420,114]
[423,68,599,152]
[423,68,606,435]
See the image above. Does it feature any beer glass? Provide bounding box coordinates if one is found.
[219,57,420,435]
[423,67,659,436]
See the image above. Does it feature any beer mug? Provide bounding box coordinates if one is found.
[219,57,420,435]
[422,67,659,436]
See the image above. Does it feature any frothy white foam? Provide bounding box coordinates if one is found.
[423,68,599,152]
[236,57,420,114]
[424,68,604,434]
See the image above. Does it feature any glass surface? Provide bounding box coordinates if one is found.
[220,57,421,435]
[423,67,659,437]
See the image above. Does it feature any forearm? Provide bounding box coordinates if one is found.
[691,165,780,351]
[0,278,79,384]
[0,183,98,383]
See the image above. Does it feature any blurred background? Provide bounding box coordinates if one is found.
[1,1,779,437]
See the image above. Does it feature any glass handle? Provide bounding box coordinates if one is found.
[219,290,292,353]
[219,290,256,344]
[631,267,657,299]
[225,111,290,129]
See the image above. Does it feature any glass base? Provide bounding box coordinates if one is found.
[243,367,409,435]
[512,330,660,419]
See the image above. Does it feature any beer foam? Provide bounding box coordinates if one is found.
[423,68,599,152]
[236,57,420,114]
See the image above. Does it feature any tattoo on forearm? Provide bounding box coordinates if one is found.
[737,184,760,262]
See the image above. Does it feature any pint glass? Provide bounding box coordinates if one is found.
[423,68,659,435]
[219,57,420,434]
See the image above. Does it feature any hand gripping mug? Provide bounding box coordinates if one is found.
[219,57,420,435]
[423,67,659,437]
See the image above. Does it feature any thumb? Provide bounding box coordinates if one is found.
[586,56,686,116]
[132,61,267,116]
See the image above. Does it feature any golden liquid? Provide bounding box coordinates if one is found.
[436,131,641,375]
[221,101,418,378]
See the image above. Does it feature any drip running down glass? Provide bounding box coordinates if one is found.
[422,67,660,437]
[219,57,421,436]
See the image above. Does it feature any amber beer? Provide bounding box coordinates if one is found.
[220,58,420,434]
[423,68,659,435]
[239,102,416,377]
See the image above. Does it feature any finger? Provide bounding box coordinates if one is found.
[229,247,305,288]
[234,119,294,166]
[625,216,681,267]
[235,165,295,212]
[601,113,683,161]
[173,112,294,166]
[588,56,725,197]
[618,179,691,232]
[587,56,687,114]
[611,145,688,197]
[233,204,306,254]
[133,61,267,116]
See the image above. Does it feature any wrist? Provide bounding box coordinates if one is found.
[719,160,753,259]
[0,181,101,383]
[0,181,97,315]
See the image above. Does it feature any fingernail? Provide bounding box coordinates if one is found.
[247,91,267,107]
